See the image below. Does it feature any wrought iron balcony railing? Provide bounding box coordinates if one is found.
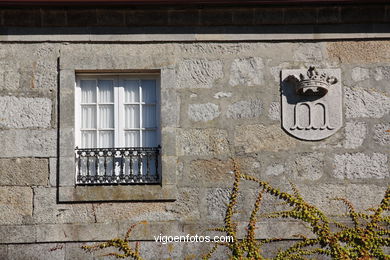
[75,146,160,185]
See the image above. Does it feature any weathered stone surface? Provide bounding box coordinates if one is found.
[373,123,390,146]
[270,62,290,82]
[344,121,367,149]
[226,99,262,119]
[135,241,183,260]
[0,44,58,91]
[188,158,234,186]
[229,57,264,86]
[235,124,296,153]
[165,188,201,221]
[265,164,285,176]
[0,158,48,186]
[206,188,230,220]
[297,183,350,215]
[8,244,65,260]
[237,220,313,240]
[178,42,251,57]
[351,67,370,82]
[288,152,324,181]
[161,88,180,127]
[0,187,33,224]
[268,101,280,121]
[345,87,390,118]
[184,242,230,260]
[177,129,229,156]
[177,59,223,88]
[33,187,95,224]
[0,245,6,260]
[0,129,57,157]
[65,243,94,260]
[118,221,183,241]
[293,43,323,62]
[373,66,390,81]
[345,184,388,211]
[188,103,220,122]
[0,225,36,243]
[333,153,389,179]
[327,41,390,63]
[36,223,120,242]
[0,70,20,91]
[49,157,57,186]
[213,91,232,99]
[0,96,51,129]
[95,202,173,223]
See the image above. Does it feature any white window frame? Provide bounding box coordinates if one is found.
[75,74,161,149]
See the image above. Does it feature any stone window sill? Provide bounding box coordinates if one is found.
[58,184,177,202]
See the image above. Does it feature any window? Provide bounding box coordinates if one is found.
[74,75,160,185]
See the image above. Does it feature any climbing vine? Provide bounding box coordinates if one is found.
[203,161,389,260]
[82,161,389,259]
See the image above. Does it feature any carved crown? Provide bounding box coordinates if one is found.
[288,67,338,97]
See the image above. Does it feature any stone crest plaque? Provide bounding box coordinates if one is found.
[281,67,342,141]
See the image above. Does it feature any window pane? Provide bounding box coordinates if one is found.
[81,131,96,148]
[99,105,114,128]
[125,131,140,147]
[142,105,156,128]
[81,105,96,128]
[124,80,139,103]
[81,80,96,103]
[125,105,140,128]
[143,130,157,147]
[141,80,156,103]
[98,80,114,103]
[99,131,114,148]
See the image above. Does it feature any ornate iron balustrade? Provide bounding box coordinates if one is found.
[75,146,160,185]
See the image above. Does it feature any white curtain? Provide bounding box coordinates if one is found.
[81,80,97,148]
[124,80,140,147]
[124,80,139,103]
[141,80,156,103]
[125,105,140,128]
[98,80,114,148]
[142,105,156,128]
[125,131,140,147]
[98,80,114,103]
[80,79,114,148]
[81,80,96,103]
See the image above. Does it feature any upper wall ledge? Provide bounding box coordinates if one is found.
[0,24,389,42]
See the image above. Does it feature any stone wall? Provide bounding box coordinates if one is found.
[0,39,389,259]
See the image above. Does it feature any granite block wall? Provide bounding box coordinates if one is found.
[0,40,388,259]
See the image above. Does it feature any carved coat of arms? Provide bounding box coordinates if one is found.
[281,67,342,141]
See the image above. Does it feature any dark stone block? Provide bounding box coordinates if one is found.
[41,9,67,27]
[97,9,125,26]
[386,5,390,22]
[126,10,169,26]
[67,8,97,27]
[3,9,41,27]
[341,6,385,23]
[317,7,340,24]
[169,9,199,26]
[200,9,233,26]
[284,7,317,25]
[232,8,254,25]
[254,8,284,25]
